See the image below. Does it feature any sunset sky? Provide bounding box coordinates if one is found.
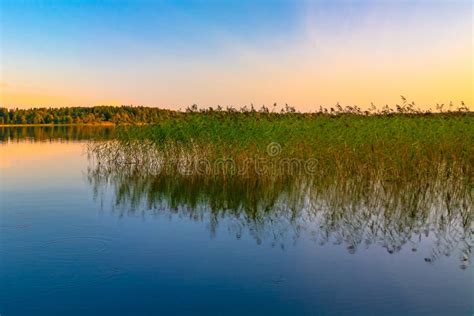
[0,0,472,111]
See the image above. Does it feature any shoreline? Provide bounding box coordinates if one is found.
[0,123,116,127]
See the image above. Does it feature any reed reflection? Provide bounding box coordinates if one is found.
[87,141,473,269]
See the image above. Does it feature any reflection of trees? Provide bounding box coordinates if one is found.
[0,126,115,142]
[87,143,473,269]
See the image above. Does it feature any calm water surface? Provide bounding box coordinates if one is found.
[0,127,472,315]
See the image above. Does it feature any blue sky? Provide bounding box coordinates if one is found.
[1,0,472,109]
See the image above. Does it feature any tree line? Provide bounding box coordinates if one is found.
[1,100,471,125]
[0,106,179,125]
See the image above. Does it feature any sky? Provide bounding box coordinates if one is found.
[0,0,472,111]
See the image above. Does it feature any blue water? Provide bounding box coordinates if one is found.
[0,136,472,315]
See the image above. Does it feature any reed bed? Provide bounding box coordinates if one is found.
[87,105,473,267]
[90,108,473,188]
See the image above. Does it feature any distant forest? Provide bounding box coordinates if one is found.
[1,101,472,125]
[0,106,180,125]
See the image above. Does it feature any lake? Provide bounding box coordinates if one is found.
[0,126,472,315]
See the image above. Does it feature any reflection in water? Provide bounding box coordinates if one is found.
[1,129,472,315]
[87,142,473,269]
[0,125,115,142]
